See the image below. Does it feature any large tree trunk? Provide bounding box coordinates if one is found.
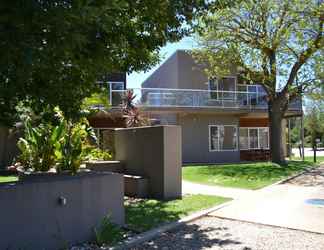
[268,98,287,165]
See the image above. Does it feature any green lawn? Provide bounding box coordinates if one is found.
[183,160,321,190]
[292,156,324,163]
[0,176,18,183]
[125,194,230,232]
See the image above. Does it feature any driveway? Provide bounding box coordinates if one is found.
[210,165,324,234]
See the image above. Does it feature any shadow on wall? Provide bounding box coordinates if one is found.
[0,126,21,169]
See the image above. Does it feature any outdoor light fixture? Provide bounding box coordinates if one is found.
[58,196,67,206]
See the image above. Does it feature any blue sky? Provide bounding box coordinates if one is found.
[127,37,196,89]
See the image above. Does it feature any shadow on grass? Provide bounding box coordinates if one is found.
[133,223,243,250]
[198,161,311,179]
[125,198,184,232]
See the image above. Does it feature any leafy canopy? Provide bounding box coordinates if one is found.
[0,0,207,125]
[194,0,323,102]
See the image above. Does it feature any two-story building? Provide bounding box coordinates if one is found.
[110,50,302,163]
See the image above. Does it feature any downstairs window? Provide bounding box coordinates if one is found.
[209,125,238,151]
[239,127,269,150]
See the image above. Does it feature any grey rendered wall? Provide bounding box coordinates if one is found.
[142,52,179,89]
[179,114,240,163]
[0,172,124,250]
[176,50,209,90]
[112,126,182,199]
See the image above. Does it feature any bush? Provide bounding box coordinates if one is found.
[94,216,123,246]
[17,110,95,174]
[86,148,112,161]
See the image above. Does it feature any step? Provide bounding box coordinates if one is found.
[124,174,148,198]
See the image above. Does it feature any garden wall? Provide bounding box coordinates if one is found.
[0,172,124,250]
[104,125,182,200]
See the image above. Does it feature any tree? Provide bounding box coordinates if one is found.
[193,0,323,164]
[0,0,207,125]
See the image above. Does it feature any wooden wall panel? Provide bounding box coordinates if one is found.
[240,118,269,127]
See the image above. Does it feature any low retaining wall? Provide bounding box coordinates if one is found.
[0,172,124,250]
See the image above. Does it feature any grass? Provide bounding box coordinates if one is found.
[0,176,18,183]
[292,155,324,163]
[183,159,322,190]
[125,194,230,232]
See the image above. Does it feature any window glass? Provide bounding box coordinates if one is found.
[219,126,237,150]
[208,79,218,99]
[259,128,269,149]
[218,77,236,100]
[210,126,219,151]
[249,128,259,149]
[111,82,124,90]
[239,128,249,150]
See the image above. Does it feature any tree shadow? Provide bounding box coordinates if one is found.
[125,198,185,232]
[131,223,243,250]
[284,165,324,187]
[189,161,314,184]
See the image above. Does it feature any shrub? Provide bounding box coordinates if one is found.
[94,216,123,246]
[86,148,112,161]
[17,119,65,172]
[17,110,95,174]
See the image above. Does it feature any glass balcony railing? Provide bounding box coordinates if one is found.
[110,85,302,111]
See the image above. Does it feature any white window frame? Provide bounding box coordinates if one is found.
[239,127,270,150]
[208,76,237,100]
[209,125,238,152]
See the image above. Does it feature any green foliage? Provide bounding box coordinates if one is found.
[305,104,324,147]
[0,0,207,126]
[86,148,112,161]
[17,119,65,172]
[17,109,94,174]
[82,87,110,110]
[55,121,90,174]
[94,216,124,246]
[194,0,323,95]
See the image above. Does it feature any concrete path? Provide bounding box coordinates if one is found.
[210,165,324,234]
[182,180,253,199]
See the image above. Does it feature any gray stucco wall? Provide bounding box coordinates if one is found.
[142,52,179,89]
[176,50,209,90]
[0,172,124,250]
[111,126,182,199]
[178,114,240,163]
[141,50,209,90]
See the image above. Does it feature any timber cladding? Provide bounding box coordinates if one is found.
[239,118,269,127]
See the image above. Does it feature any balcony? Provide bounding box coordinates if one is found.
[110,85,302,113]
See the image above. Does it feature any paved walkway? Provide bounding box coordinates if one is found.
[182,180,253,199]
[211,165,324,234]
